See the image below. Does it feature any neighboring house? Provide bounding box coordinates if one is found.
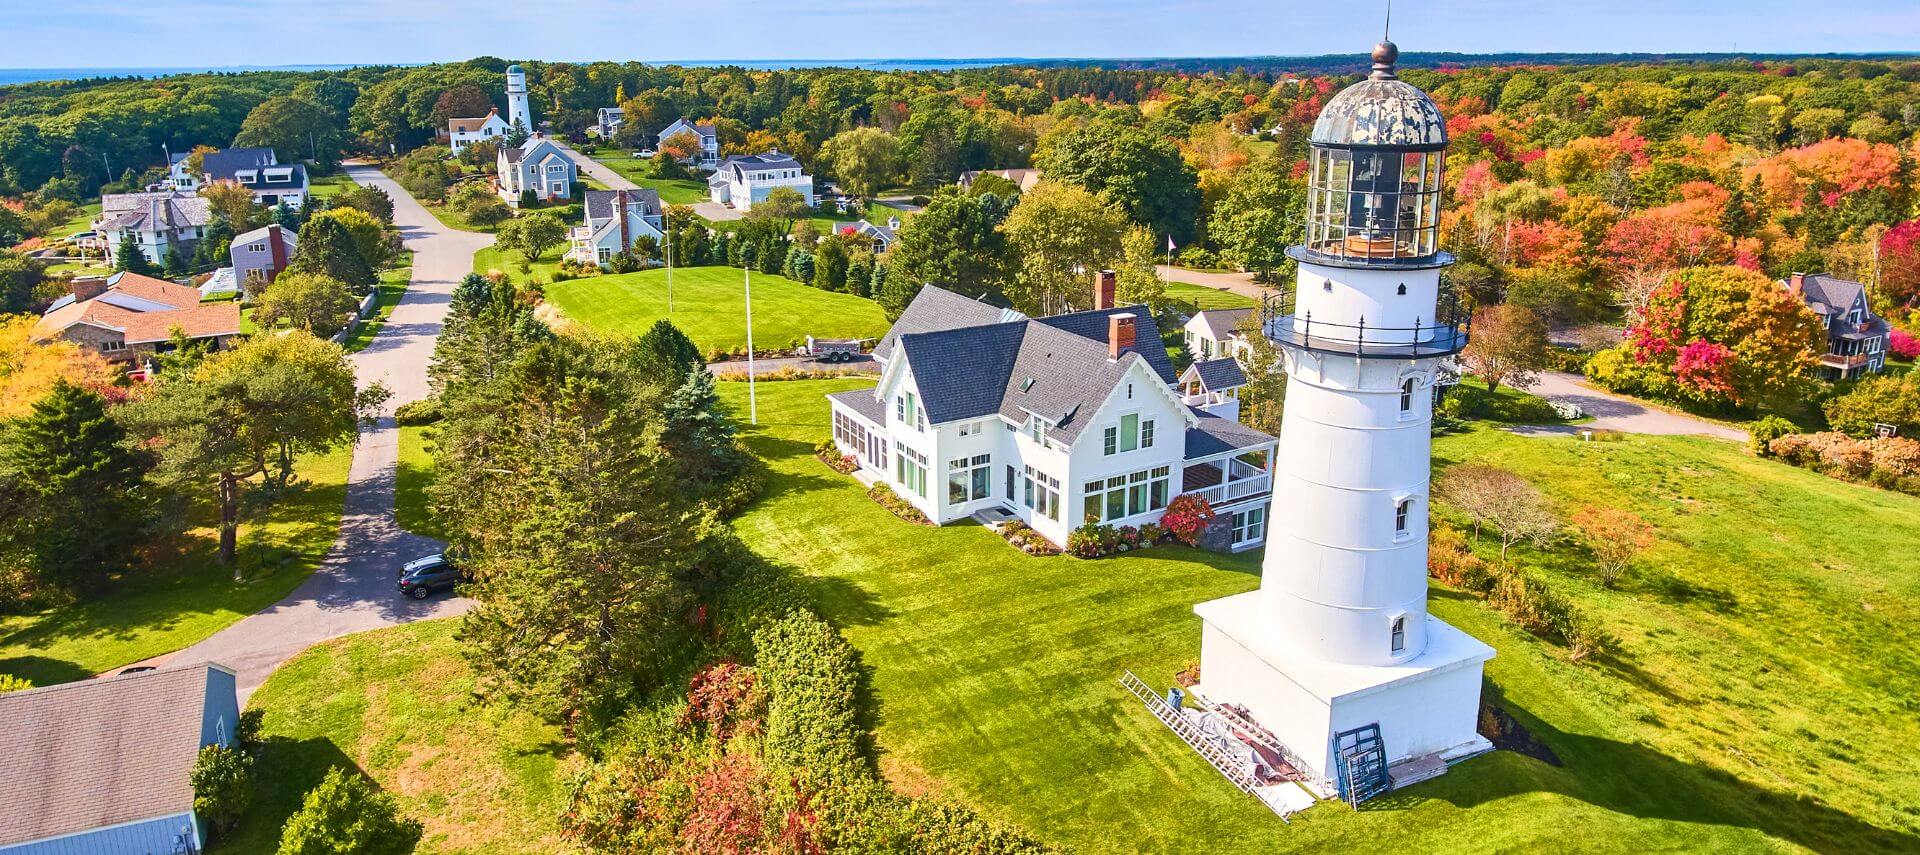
[497,135,578,207]
[958,168,1043,193]
[657,118,720,169]
[567,188,666,266]
[841,217,900,251]
[1179,358,1249,421]
[1183,307,1255,363]
[95,191,212,268]
[229,223,297,289]
[33,271,242,364]
[448,107,513,154]
[168,147,308,208]
[827,275,1278,552]
[0,663,240,855]
[595,106,624,138]
[1782,272,1890,379]
[708,151,815,212]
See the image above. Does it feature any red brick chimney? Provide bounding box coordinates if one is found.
[1109,312,1137,360]
[70,276,109,302]
[615,189,630,257]
[266,224,289,281]
[1093,269,1117,311]
[1788,272,1805,293]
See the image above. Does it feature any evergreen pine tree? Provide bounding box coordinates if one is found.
[275,200,301,230]
[286,215,375,293]
[163,246,190,278]
[0,381,150,595]
[634,320,703,378]
[659,367,746,489]
[114,233,159,276]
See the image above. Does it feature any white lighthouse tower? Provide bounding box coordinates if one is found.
[505,64,532,133]
[1193,40,1494,798]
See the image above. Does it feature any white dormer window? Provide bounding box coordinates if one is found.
[1027,416,1046,444]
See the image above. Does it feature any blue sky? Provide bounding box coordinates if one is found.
[3,0,1917,69]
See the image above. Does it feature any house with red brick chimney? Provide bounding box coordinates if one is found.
[566,188,666,266]
[1781,271,1890,379]
[825,274,1276,552]
[32,271,242,364]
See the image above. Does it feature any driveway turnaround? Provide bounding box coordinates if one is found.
[1155,265,1280,304]
[555,140,743,221]
[173,163,493,701]
[1507,371,1748,442]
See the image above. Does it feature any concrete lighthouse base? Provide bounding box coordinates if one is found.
[1191,591,1495,788]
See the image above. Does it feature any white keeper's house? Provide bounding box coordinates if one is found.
[448,107,512,154]
[1192,40,1495,805]
[497,135,577,207]
[567,188,665,266]
[827,273,1279,552]
[708,151,815,212]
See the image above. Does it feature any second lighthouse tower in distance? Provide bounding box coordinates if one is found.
[1191,40,1495,799]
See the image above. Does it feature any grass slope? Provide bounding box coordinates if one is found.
[0,445,353,684]
[224,619,570,854]
[590,153,711,205]
[720,378,1920,853]
[543,266,891,355]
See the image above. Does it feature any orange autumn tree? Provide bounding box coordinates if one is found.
[0,315,122,419]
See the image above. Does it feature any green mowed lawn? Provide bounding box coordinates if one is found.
[225,619,570,854]
[543,266,891,355]
[720,378,1920,853]
[343,252,413,353]
[0,445,353,685]
[589,153,710,205]
[1165,280,1257,311]
[395,424,445,540]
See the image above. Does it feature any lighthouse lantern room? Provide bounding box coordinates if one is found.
[1191,40,1494,797]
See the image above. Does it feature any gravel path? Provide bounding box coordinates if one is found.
[1155,265,1281,304]
[1507,371,1748,442]
[172,163,491,701]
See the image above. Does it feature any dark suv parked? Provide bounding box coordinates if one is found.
[397,552,462,599]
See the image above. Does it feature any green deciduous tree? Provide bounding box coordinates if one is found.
[190,743,254,837]
[998,182,1126,315]
[287,215,377,293]
[1208,153,1304,279]
[234,96,345,168]
[123,333,384,575]
[252,272,358,337]
[276,767,422,855]
[1037,122,1201,244]
[822,127,899,198]
[885,188,1013,314]
[495,213,567,265]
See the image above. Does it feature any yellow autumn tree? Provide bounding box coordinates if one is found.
[0,315,122,420]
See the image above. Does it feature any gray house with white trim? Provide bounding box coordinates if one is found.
[0,663,240,854]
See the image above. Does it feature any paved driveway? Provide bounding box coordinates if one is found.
[556,141,742,221]
[1156,265,1280,304]
[173,163,492,701]
[1507,371,1748,442]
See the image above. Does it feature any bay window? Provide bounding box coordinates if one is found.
[1081,466,1172,523]
[947,454,992,505]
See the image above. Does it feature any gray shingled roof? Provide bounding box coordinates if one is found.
[1035,307,1177,384]
[873,285,1015,361]
[1792,273,1866,319]
[1182,358,1247,391]
[0,664,232,846]
[196,147,276,178]
[1185,411,1275,458]
[827,388,886,424]
[995,322,1142,444]
[584,188,663,221]
[897,323,1027,425]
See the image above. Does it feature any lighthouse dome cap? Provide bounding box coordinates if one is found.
[507,64,523,74]
[1310,41,1448,148]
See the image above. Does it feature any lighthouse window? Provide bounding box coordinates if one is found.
[1391,616,1407,653]
[1400,378,1415,413]
[1394,498,1413,538]
[1397,284,1407,295]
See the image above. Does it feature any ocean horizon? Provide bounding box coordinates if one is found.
[0,58,1029,86]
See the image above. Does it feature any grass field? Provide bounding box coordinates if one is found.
[1164,280,1257,310]
[307,172,355,200]
[718,378,1920,853]
[0,445,353,685]
[542,265,891,355]
[223,619,570,854]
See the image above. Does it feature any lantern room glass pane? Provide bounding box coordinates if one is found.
[1304,145,1444,264]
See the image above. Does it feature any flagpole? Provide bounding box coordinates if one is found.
[745,263,758,425]
[665,227,673,314]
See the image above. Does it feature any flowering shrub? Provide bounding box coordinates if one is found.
[1673,340,1736,400]
[814,439,859,474]
[1065,523,1109,558]
[1160,494,1216,546]
[998,520,1059,555]
[1889,329,1919,361]
[867,484,930,525]
[1768,431,1920,494]
[679,661,766,742]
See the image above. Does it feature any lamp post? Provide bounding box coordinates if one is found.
[744,263,758,425]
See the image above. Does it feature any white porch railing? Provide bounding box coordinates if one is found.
[1190,473,1272,506]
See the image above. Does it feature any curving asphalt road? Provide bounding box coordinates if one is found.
[173,163,492,701]
[1505,371,1748,442]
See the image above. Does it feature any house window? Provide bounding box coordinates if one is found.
[597,247,612,263]
[247,242,265,252]
[957,421,983,437]
[1027,416,1046,445]
[1119,414,1139,452]
[1394,498,1412,538]
[1127,383,1134,400]
[1141,419,1155,448]
[1232,506,1267,545]
[1022,465,1061,521]
[1391,615,1406,653]
[895,446,928,498]
[947,454,992,505]
[100,340,126,353]
[1081,466,1171,523]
